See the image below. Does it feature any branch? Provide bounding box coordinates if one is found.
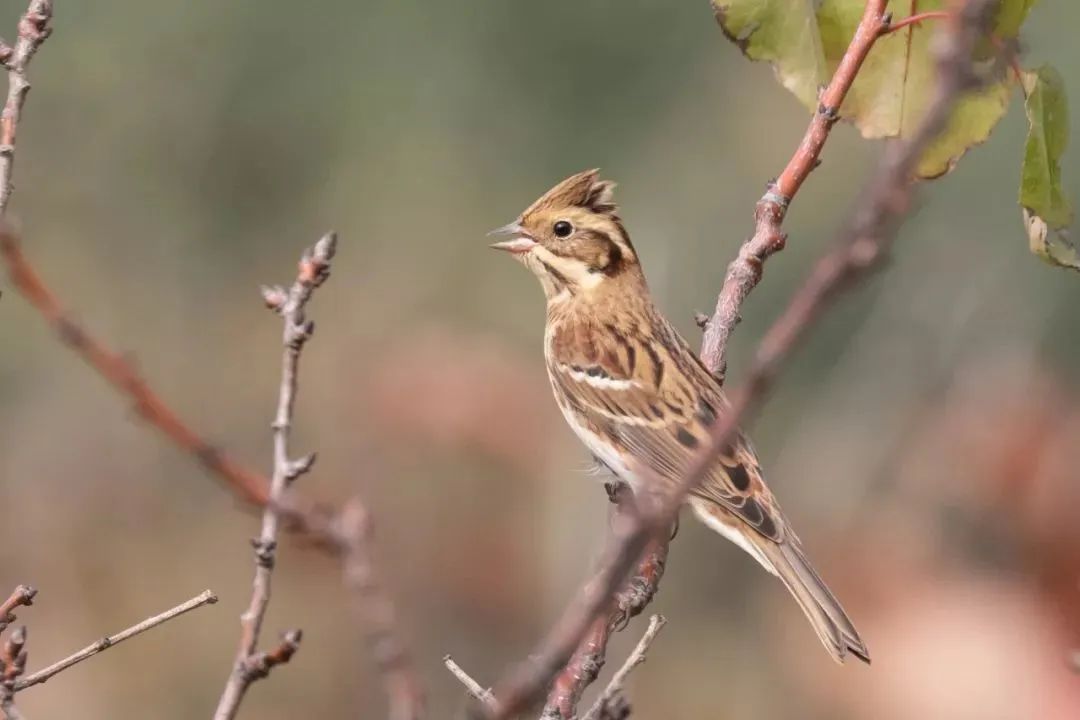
[699,0,890,378]
[483,1,1000,716]
[0,228,342,547]
[0,626,28,720]
[884,11,952,34]
[214,233,337,720]
[0,229,425,713]
[444,655,496,709]
[339,498,426,720]
[14,589,218,691]
[0,0,52,217]
[537,3,892,715]
[540,491,667,720]
[0,588,35,635]
[579,615,667,720]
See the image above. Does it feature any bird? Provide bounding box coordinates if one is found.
[489,169,869,664]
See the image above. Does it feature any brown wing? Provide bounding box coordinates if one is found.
[548,312,785,543]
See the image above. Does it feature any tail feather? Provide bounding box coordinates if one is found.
[762,541,870,664]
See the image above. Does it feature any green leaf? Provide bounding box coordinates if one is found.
[994,0,1040,39]
[1020,65,1074,270]
[710,0,826,110]
[711,0,1031,179]
[917,79,1014,178]
[1020,66,1072,227]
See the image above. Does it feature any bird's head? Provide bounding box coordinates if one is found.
[490,170,640,301]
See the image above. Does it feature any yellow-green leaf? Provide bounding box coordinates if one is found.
[710,0,826,110]
[994,0,1040,39]
[712,0,1031,179]
[1021,66,1071,227]
[1020,65,1074,270]
[918,79,1014,178]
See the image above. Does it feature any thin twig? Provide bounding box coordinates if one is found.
[444,655,496,708]
[483,2,1000,716]
[14,589,218,691]
[0,588,35,635]
[539,3,891,716]
[214,233,337,720]
[884,10,952,34]
[0,0,52,217]
[579,615,667,720]
[0,626,28,720]
[700,0,891,378]
[339,497,425,720]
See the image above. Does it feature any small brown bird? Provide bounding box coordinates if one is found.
[491,170,869,664]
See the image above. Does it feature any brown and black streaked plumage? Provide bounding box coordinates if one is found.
[491,169,870,664]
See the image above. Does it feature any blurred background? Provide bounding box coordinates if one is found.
[0,1,1078,718]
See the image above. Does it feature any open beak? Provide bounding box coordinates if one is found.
[488,222,538,255]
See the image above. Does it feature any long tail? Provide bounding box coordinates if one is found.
[761,541,871,664]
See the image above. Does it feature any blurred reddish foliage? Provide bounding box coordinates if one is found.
[779,357,1080,718]
[367,327,558,477]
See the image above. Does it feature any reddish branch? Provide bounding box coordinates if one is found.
[885,11,953,34]
[484,1,999,716]
[0,625,28,720]
[0,230,337,538]
[700,0,891,378]
[0,588,35,635]
[0,0,51,217]
[538,2,892,716]
[579,614,666,720]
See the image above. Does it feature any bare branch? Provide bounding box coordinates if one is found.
[0,588,35,635]
[483,2,1002,716]
[339,497,425,720]
[700,0,891,378]
[0,0,52,217]
[14,589,218,691]
[0,626,28,720]
[0,226,425,713]
[579,615,667,720]
[214,232,337,720]
[443,655,495,709]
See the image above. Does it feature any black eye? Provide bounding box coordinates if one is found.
[553,220,573,238]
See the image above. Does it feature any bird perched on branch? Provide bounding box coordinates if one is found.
[490,169,869,664]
